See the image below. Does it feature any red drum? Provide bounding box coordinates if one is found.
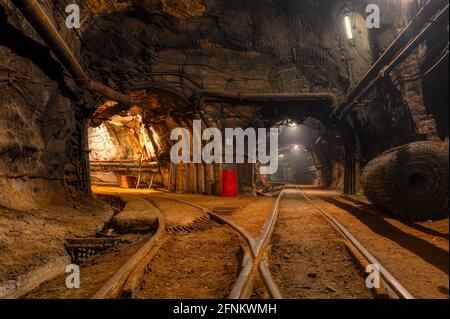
[222,170,238,197]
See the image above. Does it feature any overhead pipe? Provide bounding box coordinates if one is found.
[91,103,134,126]
[12,0,134,107]
[192,90,337,107]
[13,1,337,114]
[337,0,448,115]
[90,160,157,164]
[349,3,449,112]
[381,4,449,80]
[89,162,158,168]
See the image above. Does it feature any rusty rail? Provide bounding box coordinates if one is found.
[91,200,166,299]
[90,186,412,300]
[296,186,414,299]
[155,192,285,299]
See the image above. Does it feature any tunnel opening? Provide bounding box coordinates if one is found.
[272,143,319,186]
[257,108,352,194]
[88,105,162,189]
[270,123,323,187]
[86,89,194,192]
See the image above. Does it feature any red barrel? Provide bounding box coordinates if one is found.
[222,170,238,197]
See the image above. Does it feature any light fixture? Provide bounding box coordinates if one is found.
[288,122,298,127]
[344,16,353,39]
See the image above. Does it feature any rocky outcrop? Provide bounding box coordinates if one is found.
[111,199,159,233]
[0,1,94,209]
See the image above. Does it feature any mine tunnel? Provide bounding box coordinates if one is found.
[0,0,448,301]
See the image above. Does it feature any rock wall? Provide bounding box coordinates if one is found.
[89,122,143,161]
[346,0,448,161]
[0,0,93,209]
[82,0,353,98]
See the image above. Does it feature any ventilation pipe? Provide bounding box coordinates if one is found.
[192,90,337,107]
[12,0,134,107]
[337,0,448,115]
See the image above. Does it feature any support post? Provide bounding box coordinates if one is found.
[344,146,356,195]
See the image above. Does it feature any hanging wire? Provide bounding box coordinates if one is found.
[391,43,449,84]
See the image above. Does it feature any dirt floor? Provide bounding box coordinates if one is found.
[0,200,113,298]
[150,193,275,239]
[22,235,148,299]
[135,226,243,299]
[145,196,211,227]
[216,197,275,239]
[141,187,448,299]
[89,188,272,299]
[3,185,447,299]
[304,188,449,299]
[18,188,255,299]
[269,189,374,299]
[91,186,449,299]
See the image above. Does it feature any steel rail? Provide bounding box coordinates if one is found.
[152,195,256,251]
[252,187,287,299]
[154,193,284,299]
[258,254,283,299]
[148,195,258,299]
[91,201,166,299]
[296,186,415,299]
[228,246,255,299]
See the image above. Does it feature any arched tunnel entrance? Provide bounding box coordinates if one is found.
[272,142,321,186]
[270,122,339,188]
[85,88,359,197]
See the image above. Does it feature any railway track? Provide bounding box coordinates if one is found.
[91,195,253,299]
[295,186,414,299]
[151,195,281,299]
[91,203,167,299]
[90,186,413,299]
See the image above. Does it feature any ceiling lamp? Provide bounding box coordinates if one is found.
[344,16,353,39]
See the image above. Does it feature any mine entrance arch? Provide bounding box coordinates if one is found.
[86,88,195,192]
[195,91,360,194]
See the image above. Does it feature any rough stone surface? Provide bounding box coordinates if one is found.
[111,199,159,233]
[0,201,113,297]
[0,0,95,209]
